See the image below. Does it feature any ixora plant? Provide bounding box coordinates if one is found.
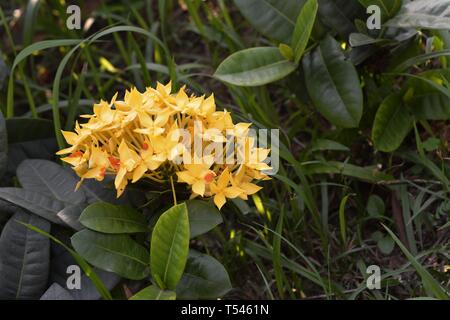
[0,83,272,300]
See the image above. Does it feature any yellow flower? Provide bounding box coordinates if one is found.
[176,162,215,197]
[58,82,270,210]
[210,168,243,209]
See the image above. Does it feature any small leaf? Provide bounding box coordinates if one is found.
[150,203,190,290]
[71,229,149,280]
[367,195,385,217]
[79,202,148,234]
[372,93,413,152]
[186,200,223,238]
[214,47,297,86]
[291,0,318,64]
[377,236,395,255]
[130,285,176,300]
[278,43,294,61]
[176,251,232,300]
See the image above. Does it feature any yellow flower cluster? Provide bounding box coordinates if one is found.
[57,82,271,209]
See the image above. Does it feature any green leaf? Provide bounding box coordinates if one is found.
[291,0,318,64]
[303,35,363,128]
[383,224,448,300]
[278,43,294,61]
[377,236,395,255]
[372,93,413,152]
[0,210,50,299]
[130,285,176,300]
[310,139,350,152]
[233,0,306,43]
[79,202,148,234]
[150,203,190,290]
[214,47,297,86]
[186,200,223,238]
[71,229,149,280]
[386,0,450,30]
[367,195,385,217]
[0,111,7,178]
[176,251,232,300]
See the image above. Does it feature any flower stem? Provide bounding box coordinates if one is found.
[170,175,177,206]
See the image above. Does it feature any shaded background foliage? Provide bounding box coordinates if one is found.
[0,0,448,300]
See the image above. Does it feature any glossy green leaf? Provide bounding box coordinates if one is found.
[233,0,305,43]
[176,251,232,300]
[291,0,318,64]
[386,0,450,30]
[303,36,363,128]
[71,229,149,280]
[79,202,148,234]
[372,93,413,152]
[186,200,223,238]
[214,47,297,86]
[130,285,176,300]
[150,203,189,290]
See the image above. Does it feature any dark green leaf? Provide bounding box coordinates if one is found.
[372,93,413,152]
[79,202,148,234]
[71,229,149,280]
[214,47,297,86]
[186,200,223,238]
[233,0,305,43]
[303,36,363,128]
[176,251,232,300]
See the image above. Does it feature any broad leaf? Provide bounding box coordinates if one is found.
[57,204,85,231]
[318,0,360,38]
[303,36,363,128]
[71,229,149,280]
[150,203,190,290]
[176,251,232,300]
[214,47,297,86]
[0,211,50,299]
[79,202,148,234]
[186,200,223,238]
[130,285,176,300]
[233,0,305,43]
[0,187,65,225]
[372,93,413,152]
[17,159,85,205]
[291,0,318,64]
[386,0,450,30]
